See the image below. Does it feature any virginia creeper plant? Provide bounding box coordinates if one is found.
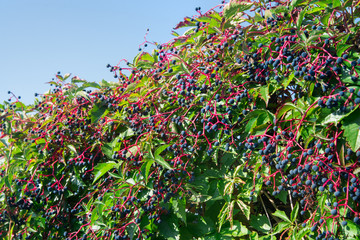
[1,0,360,239]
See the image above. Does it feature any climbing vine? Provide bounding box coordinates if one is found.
[1,0,360,239]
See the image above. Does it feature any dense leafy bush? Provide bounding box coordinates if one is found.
[1,0,360,239]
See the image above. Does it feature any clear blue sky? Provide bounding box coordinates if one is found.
[0,0,223,104]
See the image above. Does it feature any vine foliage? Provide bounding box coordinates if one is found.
[1,0,360,239]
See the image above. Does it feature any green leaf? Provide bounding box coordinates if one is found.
[343,220,360,237]
[307,6,325,14]
[272,210,291,223]
[90,104,108,123]
[249,231,259,240]
[272,222,291,235]
[283,72,294,89]
[118,127,135,140]
[154,155,172,170]
[315,0,333,7]
[277,102,303,119]
[295,227,311,239]
[124,82,141,94]
[223,2,253,20]
[171,31,179,37]
[101,143,114,159]
[56,74,64,81]
[0,136,9,148]
[342,108,360,152]
[137,61,153,69]
[218,202,230,231]
[134,52,154,68]
[245,117,257,135]
[242,110,268,123]
[271,5,288,14]
[108,172,122,179]
[320,13,331,26]
[172,198,186,224]
[70,168,86,188]
[342,74,360,84]
[290,202,299,222]
[236,199,251,220]
[274,190,287,204]
[290,0,302,10]
[321,106,356,125]
[221,152,237,170]
[63,73,71,80]
[318,194,327,214]
[297,8,307,29]
[154,144,170,157]
[143,142,172,170]
[158,212,180,238]
[75,91,91,102]
[4,175,12,191]
[67,144,78,155]
[336,44,352,57]
[126,178,136,185]
[254,12,264,22]
[230,220,251,237]
[260,85,270,106]
[250,214,271,233]
[188,215,215,237]
[99,79,118,88]
[93,162,118,184]
[242,109,275,135]
[354,166,360,175]
[71,78,86,84]
[197,16,213,23]
[333,0,341,8]
[338,139,346,166]
[181,62,190,74]
[82,82,101,89]
[141,159,154,183]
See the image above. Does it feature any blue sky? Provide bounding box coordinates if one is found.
[0,0,223,104]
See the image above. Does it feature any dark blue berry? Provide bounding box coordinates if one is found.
[330,209,337,216]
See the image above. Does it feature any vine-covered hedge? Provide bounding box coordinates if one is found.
[1,0,360,239]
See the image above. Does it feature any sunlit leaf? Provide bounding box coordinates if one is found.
[273,210,291,223]
[342,108,360,152]
[93,162,118,184]
[250,214,271,233]
[223,2,253,20]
